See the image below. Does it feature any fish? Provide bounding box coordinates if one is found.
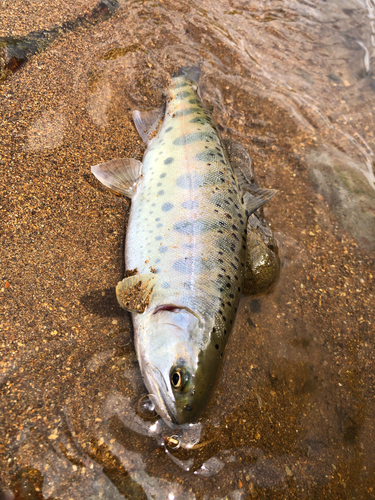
[91,68,276,426]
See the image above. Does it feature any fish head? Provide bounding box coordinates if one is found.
[136,306,216,426]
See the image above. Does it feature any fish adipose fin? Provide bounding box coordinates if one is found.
[243,187,277,215]
[133,106,165,144]
[116,274,157,313]
[91,158,142,197]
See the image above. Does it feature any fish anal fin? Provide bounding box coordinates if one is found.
[243,187,277,215]
[91,158,142,197]
[133,105,165,144]
[116,273,157,313]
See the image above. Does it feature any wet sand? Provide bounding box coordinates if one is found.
[1,0,375,499]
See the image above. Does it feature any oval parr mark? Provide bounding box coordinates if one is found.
[173,219,220,235]
[172,256,214,274]
[164,157,174,165]
[181,199,199,210]
[175,90,191,99]
[162,202,174,211]
[173,131,213,146]
[176,173,204,189]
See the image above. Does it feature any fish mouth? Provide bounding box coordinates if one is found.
[146,363,179,426]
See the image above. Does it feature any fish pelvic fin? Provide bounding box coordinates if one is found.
[116,273,158,313]
[133,105,165,144]
[91,158,142,197]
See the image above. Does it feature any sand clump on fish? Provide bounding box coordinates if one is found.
[91,67,279,427]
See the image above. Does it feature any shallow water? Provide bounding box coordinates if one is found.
[1,0,375,498]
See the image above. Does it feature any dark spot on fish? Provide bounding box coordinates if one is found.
[162,203,174,211]
[158,190,164,196]
[195,149,220,162]
[160,173,167,178]
[215,344,219,350]
[230,293,234,299]
[231,263,237,270]
[185,405,193,411]
[225,213,232,219]
[155,236,162,241]
[165,127,173,133]
[157,223,163,228]
[157,182,162,186]
[159,246,168,253]
[164,157,174,165]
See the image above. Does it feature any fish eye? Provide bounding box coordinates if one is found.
[172,371,182,388]
[170,366,191,393]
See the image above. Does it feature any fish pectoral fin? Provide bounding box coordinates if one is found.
[132,105,165,144]
[243,187,277,215]
[116,273,157,313]
[91,158,143,197]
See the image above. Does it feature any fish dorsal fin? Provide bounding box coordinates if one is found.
[223,139,256,192]
[132,105,165,144]
[243,187,277,215]
[91,158,142,197]
[116,273,157,313]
